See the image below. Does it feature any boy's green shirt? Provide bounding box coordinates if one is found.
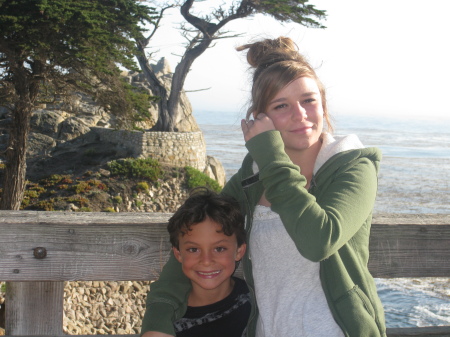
[141,131,386,337]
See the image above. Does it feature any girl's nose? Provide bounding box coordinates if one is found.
[292,102,307,121]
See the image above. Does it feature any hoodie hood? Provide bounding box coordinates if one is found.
[313,133,364,174]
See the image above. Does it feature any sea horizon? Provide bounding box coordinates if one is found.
[195,110,450,215]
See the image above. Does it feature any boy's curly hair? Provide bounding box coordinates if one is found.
[168,187,246,249]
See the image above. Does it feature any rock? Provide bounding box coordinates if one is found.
[27,132,57,157]
[58,117,92,141]
[30,110,68,138]
[99,168,111,177]
[204,155,226,187]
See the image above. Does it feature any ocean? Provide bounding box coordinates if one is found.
[194,109,450,328]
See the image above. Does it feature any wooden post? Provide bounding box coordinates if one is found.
[6,282,64,334]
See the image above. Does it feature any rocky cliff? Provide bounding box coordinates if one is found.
[0,58,225,186]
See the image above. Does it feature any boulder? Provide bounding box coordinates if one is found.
[27,132,57,157]
[204,155,226,187]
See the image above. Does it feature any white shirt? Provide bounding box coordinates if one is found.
[250,205,344,337]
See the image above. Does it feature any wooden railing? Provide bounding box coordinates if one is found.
[1,211,449,337]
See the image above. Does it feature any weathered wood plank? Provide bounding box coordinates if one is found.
[4,326,450,337]
[386,326,450,336]
[369,223,450,278]
[0,221,172,282]
[1,212,450,281]
[6,282,64,335]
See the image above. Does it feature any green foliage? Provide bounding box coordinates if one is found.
[108,158,163,181]
[258,0,326,28]
[0,1,159,213]
[136,181,149,193]
[72,181,92,194]
[24,190,40,199]
[66,195,89,208]
[39,174,67,187]
[112,195,123,204]
[78,207,93,212]
[71,179,107,194]
[30,199,56,211]
[102,207,116,213]
[135,200,144,208]
[0,0,156,73]
[83,149,98,158]
[185,166,222,193]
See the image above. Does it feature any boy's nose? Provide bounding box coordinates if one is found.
[200,251,213,265]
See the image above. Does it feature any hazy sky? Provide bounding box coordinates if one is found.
[149,0,450,120]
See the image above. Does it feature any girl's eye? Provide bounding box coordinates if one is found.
[303,98,316,104]
[274,103,287,110]
[215,247,227,253]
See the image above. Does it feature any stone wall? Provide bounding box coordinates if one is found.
[93,128,207,172]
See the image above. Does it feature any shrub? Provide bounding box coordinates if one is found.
[112,195,123,204]
[78,207,93,212]
[72,181,92,194]
[136,181,149,193]
[103,207,116,212]
[108,158,163,181]
[39,174,65,187]
[66,195,89,208]
[24,190,40,199]
[30,199,55,211]
[185,166,222,193]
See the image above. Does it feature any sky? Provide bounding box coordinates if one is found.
[147,0,450,120]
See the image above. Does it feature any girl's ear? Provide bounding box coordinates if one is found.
[235,243,247,261]
[173,247,182,263]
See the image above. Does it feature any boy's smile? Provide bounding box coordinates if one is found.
[173,217,246,307]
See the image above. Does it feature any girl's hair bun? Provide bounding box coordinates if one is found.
[236,36,300,68]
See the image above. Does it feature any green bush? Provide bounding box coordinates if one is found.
[185,166,222,193]
[103,207,116,212]
[136,181,149,193]
[72,181,92,194]
[39,174,66,187]
[24,190,40,199]
[108,158,163,181]
[112,195,123,204]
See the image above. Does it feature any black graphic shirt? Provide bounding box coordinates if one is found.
[173,277,251,337]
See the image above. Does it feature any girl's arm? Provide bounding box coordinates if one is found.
[140,252,189,336]
[246,131,379,262]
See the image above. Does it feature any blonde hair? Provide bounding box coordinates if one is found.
[237,37,333,133]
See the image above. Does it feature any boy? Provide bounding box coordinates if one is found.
[141,188,250,337]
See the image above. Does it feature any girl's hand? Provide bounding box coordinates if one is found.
[241,113,275,142]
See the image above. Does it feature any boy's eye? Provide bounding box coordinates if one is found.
[215,247,227,253]
[187,248,198,253]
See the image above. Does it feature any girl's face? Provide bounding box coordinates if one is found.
[264,76,324,157]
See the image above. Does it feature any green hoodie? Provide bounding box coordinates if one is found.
[142,131,386,337]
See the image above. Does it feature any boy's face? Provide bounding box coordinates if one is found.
[173,218,246,303]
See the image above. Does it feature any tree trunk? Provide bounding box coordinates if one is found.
[135,44,176,131]
[0,105,32,210]
[0,67,37,210]
[167,38,212,131]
